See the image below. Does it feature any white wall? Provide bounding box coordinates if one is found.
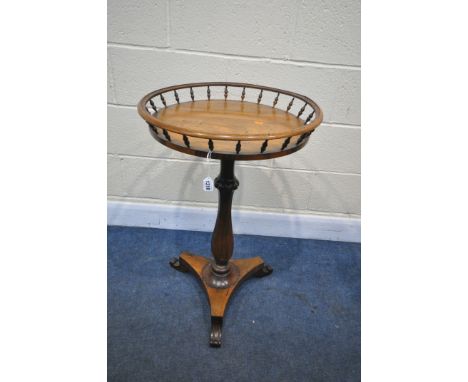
[108,0,361,218]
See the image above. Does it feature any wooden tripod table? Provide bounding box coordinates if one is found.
[138,82,323,347]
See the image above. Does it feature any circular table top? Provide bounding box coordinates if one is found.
[138,82,323,160]
[157,100,306,140]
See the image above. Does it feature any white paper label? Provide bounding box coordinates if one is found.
[203,176,214,192]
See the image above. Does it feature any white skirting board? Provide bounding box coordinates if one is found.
[107,200,361,243]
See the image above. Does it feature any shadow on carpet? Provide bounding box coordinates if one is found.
[108,226,360,382]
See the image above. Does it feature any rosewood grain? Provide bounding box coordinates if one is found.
[169,160,273,346]
[137,82,323,347]
[137,82,323,141]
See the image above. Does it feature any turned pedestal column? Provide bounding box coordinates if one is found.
[169,159,272,347]
[137,82,323,347]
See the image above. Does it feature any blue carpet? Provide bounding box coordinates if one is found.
[108,226,360,382]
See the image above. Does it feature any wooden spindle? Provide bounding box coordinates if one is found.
[241,87,246,101]
[160,94,167,107]
[304,110,315,125]
[190,87,195,101]
[260,139,268,153]
[257,89,263,104]
[281,137,291,151]
[224,85,228,100]
[297,103,307,118]
[235,140,241,154]
[207,86,211,100]
[149,99,157,113]
[296,133,308,146]
[286,98,295,112]
[273,92,280,108]
[183,135,190,148]
[208,139,214,151]
[174,90,180,104]
[148,123,159,135]
[163,129,171,141]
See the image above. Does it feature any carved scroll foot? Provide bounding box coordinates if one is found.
[255,263,273,278]
[169,257,189,272]
[173,252,271,347]
[210,317,223,347]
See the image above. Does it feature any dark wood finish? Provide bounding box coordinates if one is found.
[137,82,323,347]
[169,159,273,347]
[139,82,322,159]
[211,160,237,270]
[148,124,309,161]
[172,252,272,347]
[138,82,323,141]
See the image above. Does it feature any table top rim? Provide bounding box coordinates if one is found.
[137,82,323,141]
[149,127,309,161]
[155,99,309,139]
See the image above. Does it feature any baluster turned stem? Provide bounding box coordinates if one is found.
[211,160,239,275]
[273,92,279,107]
[287,97,295,112]
[160,94,167,107]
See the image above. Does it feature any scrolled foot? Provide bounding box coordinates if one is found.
[210,317,223,347]
[255,263,273,278]
[169,257,189,273]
